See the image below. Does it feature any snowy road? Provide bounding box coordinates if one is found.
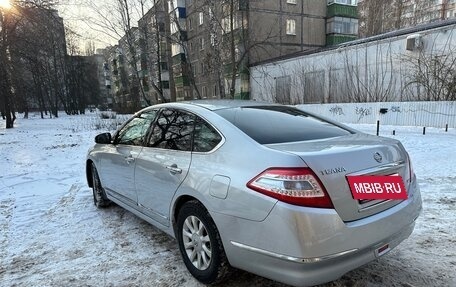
[1,113,455,287]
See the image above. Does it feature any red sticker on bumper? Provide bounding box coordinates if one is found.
[347,175,407,200]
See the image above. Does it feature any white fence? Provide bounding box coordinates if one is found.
[297,101,456,128]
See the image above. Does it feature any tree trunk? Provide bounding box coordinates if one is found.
[1,12,14,128]
[229,0,237,99]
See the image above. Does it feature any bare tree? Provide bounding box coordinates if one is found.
[401,39,456,101]
[138,0,174,104]
[1,0,65,128]
[359,0,453,38]
[84,40,96,56]
[168,0,202,100]
[0,6,14,127]
[359,0,401,37]
[190,0,279,99]
[339,42,396,103]
[85,0,160,110]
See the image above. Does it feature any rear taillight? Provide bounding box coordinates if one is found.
[247,168,334,208]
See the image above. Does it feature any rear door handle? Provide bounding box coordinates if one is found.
[166,164,182,174]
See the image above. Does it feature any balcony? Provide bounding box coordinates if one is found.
[174,75,190,87]
[169,0,185,12]
[171,43,185,57]
[326,34,357,45]
[172,53,186,64]
[327,3,358,18]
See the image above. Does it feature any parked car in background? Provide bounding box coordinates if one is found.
[86,100,422,286]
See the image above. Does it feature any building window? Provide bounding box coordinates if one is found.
[222,16,241,33]
[192,63,197,75]
[199,12,204,25]
[160,62,168,71]
[202,86,207,98]
[170,22,178,34]
[161,81,170,89]
[326,17,358,35]
[171,43,184,56]
[200,62,205,74]
[287,0,297,4]
[239,0,248,10]
[158,23,165,32]
[209,7,213,18]
[210,33,216,46]
[286,19,296,35]
[200,37,205,50]
[188,17,193,30]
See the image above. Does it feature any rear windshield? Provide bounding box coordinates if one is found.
[215,106,352,144]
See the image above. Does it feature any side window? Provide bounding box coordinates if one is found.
[148,109,195,151]
[116,110,157,146]
[193,117,222,152]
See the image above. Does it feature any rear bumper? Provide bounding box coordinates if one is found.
[229,221,415,287]
[212,183,422,286]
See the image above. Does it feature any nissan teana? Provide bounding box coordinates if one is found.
[86,100,422,286]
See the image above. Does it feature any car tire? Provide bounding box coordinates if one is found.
[176,200,231,284]
[91,164,111,208]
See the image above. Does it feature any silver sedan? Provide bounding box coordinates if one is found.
[86,100,422,286]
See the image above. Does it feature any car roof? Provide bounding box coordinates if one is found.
[180,100,276,111]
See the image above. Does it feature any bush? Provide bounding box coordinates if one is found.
[69,113,130,132]
[99,111,117,119]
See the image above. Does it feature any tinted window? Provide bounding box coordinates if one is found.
[193,117,222,152]
[148,109,195,151]
[116,111,157,146]
[215,106,352,144]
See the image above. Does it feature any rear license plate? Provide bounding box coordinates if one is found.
[347,175,407,200]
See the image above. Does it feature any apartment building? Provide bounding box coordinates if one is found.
[93,49,114,109]
[106,43,131,111]
[106,0,359,106]
[178,0,357,100]
[326,0,359,45]
[168,0,193,101]
[138,1,174,104]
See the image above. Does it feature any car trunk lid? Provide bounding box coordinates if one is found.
[265,133,411,222]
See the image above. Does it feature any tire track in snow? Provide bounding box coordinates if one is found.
[0,198,15,279]
[45,183,81,218]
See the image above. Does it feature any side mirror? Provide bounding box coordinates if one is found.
[95,132,112,144]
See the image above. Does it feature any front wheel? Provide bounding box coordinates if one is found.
[91,164,111,208]
[176,200,231,284]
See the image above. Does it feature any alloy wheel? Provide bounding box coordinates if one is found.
[182,215,212,270]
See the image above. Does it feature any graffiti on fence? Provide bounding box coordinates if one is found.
[355,107,372,121]
[329,106,345,116]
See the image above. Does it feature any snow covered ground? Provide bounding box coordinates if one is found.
[1,112,455,287]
